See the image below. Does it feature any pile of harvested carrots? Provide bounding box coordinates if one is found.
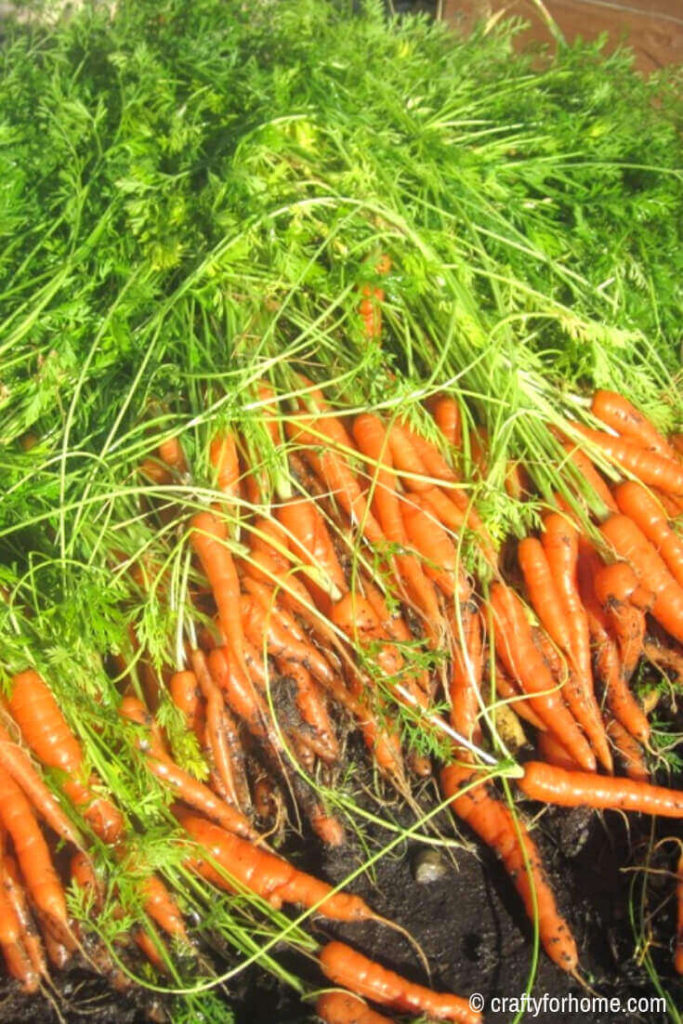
[1,378,683,1023]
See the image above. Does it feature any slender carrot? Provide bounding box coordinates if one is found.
[9,670,124,844]
[276,497,348,604]
[577,550,650,744]
[518,538,573,654]
[0,853,39,992]
[169,669,205,742]
[400,493,467,599]
[315,990,394,1024]
[0,766,72,944]
[352,413,441,623]
[429,394,462,448]
[140,875,189,943]
[319,941,480,1024]
[605,718,649,782]
[190,511,246,673]
[441,764,579,971]
[537,732,581,772]
[600,515,683,644]
[491,665,548,733]
[519,761,683,816]
[275,659,339,765]
[559,442,618,513]
[490,583,596,771]
[177,810,374,921]
[119,696,256,840]
[614,481,683,588]
[0,720,83,849]
[3,853,46,983]
[591,390,677,461]
[190,650,246,809]
[449,603,483,746]
[542,515,612,772]
[570,423,683,495]
[209,429,241,500]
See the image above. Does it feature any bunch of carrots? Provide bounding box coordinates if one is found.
[1,376,683,1023]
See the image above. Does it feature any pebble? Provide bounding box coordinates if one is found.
[412,848,449,883]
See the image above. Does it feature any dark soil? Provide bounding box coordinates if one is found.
[1,760,681,1024]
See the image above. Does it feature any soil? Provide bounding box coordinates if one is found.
[3,758,681,1024]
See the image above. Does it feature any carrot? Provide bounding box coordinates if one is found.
[675,851,683,975]
[605,718,649,782]
[319,941,480,1024]
[537,732,581,771]
[3,853,46,984]
[591,560,653,611]
[140,875,188,943]
[176,811,373,921]
[542,515,612,772]
[70,850,103,909]
[276,497,348,605]
[400,493,467,600]
[441,764,578,971]
[190,649,248,809]
[518,538,572,654]
[134,925,168,973]
[449,603,483,746]
[9,670,124,844]
[429,394,462,449]
[490,665,548,733]
[0,720,83,849]
[315,990,394,1024]
[559,442,618,513]
[490,583,596,771]
[577,552,650,744]
[0,853,39,992]
[591,390,677,461]
[419,487,498,571]
[119,696,256,841]
[518,761,683,816]
[169,669,205,742]
[570,423,683,495]
[275,660,339,765]
[600,515,683,644]
[614,481,683,588]
[209,429,241,500]
[157,436,187,476]
[0,766,72,944]
[352,413,441,623]
[285,418,384,545]
[190,511,246,673]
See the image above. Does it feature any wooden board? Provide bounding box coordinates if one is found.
[442,0,683,72]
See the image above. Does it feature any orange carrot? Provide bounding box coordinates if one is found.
[570,423,683,496]
[319,941,481,1024]
[519,761,683,816]
[140,875,188,943]
[9,671,124,844]
[441,764,578,971]
[190,511,246,673]
[0,766,73,946]
[429,394,462,449]
[0,719,82,849]
[119,696,256,840]
[490,583,596,771]
[542,515,612,772]
[614,481,683,588]
[316,990,394,1024]
[559,442,618,513]
[400,493,467,600]
[177,811,373,921]
[605,718,649,782]
[591,390,677,461]
[210,430,241,500]
[3,853,46,984]
[276,497,348,605]
[600,515,683,644]
[449,603,483,745]
[190,649,249,809]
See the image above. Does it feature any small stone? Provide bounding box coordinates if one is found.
[412,848,449,883]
